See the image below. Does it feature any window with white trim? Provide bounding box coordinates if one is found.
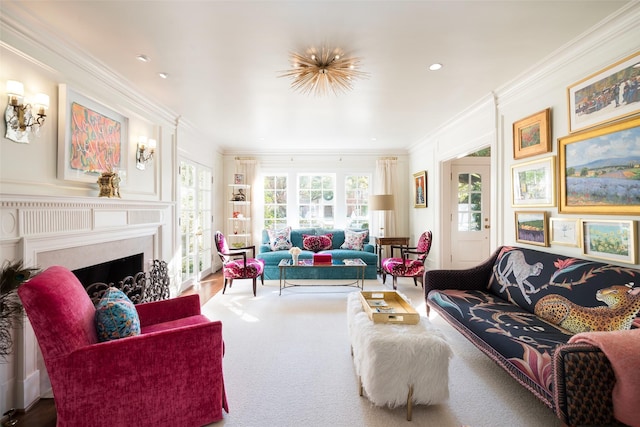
[263,174,288,230]
[298,174,335,228]
[345,174,370,228]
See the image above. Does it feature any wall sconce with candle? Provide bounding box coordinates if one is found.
[136,136,156,170]
[4,80,49,143]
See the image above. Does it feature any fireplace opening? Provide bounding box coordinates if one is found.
[72,253,144,288]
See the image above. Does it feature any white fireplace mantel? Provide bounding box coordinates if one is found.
[0,193,174,411]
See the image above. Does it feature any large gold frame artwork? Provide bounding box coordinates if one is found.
[559,116,640,215]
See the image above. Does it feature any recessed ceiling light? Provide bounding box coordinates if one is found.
[158,72,169,79]
[136,54,150,62]
[371,137,377,141]
[429,63,443,71]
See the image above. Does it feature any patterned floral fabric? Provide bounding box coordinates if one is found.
[222,258,265,279]
[381,230,432,277]
[303,234,333,252]
[95,287,141,342]
[415,231,433,261]
[267,226,292,251]
[216,232,229,254]
[429,289,570,397]
[382,257,426,277]
[486,247,640,323]
[340,229,368,250]
[428,246,640,399]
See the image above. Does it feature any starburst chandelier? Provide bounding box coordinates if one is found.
[279,47,368,96]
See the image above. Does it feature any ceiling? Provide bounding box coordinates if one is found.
[2,1,630,154]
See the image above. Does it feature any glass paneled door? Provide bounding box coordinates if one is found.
[450,158,491,269]
[179,160,212,286]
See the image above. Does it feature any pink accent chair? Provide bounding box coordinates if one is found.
[215,231,265,296]
[18,265,228,427]
[381,231,433,290]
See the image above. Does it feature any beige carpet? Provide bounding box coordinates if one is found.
[201,277,561,427]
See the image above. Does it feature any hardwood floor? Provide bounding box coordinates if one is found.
[7,271,223,427]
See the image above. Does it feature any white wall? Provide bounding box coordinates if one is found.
[410,2,640,270]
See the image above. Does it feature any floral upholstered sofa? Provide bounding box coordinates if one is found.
[256,227,378,280]
[425,246,640,427]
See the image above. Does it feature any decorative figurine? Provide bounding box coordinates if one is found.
[231,188,246,201]
[97,170,121,198]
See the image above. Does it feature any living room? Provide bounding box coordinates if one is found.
[1,1,639,425]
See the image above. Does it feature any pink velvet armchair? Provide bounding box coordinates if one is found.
[18,265,228,427]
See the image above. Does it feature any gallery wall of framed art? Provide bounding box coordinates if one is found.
[508,50,639,264]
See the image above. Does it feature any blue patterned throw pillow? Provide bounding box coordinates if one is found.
[95,287,141,342]
[268,226,293,251]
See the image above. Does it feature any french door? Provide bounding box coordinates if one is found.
[179,159,212,286]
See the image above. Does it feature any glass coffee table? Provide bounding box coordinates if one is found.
[277,258,367,295]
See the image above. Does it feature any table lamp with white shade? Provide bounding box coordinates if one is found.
[369,194,394,237]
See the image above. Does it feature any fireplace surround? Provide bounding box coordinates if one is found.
[0,194,173,410]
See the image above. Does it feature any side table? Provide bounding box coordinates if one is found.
[372,236,409,273]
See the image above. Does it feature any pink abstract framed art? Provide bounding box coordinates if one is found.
[57,84,129,182]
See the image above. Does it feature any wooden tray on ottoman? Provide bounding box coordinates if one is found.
[359,291,419,324]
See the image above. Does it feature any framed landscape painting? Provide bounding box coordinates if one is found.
[567,51,640,133]
[581,219,637,264]
[511,156,556,207]
[513,108,551,159]
[515,211,548,247]
[57,84,129,183]
[558,116,640,215]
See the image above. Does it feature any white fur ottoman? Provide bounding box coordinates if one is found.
[347,291,452,420]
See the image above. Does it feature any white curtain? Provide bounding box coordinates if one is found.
[235,158,261,247]
[374,158,398,237]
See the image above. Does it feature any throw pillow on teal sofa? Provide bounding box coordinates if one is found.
[257,228,377,280]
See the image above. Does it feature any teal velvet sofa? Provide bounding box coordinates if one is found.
[256,228,378,280]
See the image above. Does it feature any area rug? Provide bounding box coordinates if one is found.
[201,278,560,427]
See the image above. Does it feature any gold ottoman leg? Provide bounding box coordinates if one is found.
[407,384,414,421]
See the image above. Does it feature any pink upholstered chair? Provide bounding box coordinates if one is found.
[18,265,228,427]
[215,231,265,296]
[381,230,433,290]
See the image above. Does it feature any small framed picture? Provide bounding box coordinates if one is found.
[234,173,245,185]
[550,217,581,247]
[511,156,556,207]
[515,211,548,247]
[581,219,637,264]
[413,171,427,208]
[513,108,551,160]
